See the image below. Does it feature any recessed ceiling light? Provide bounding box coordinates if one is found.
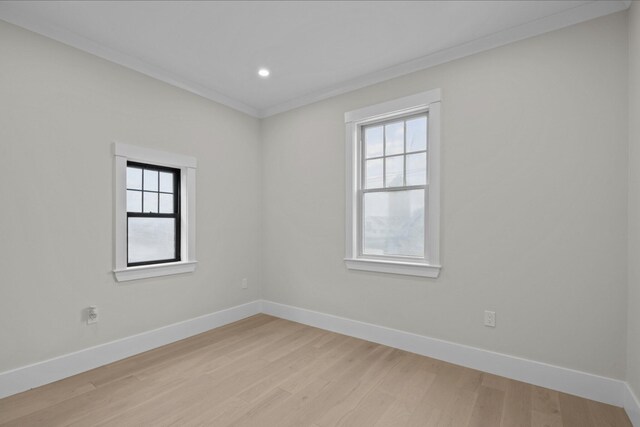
[258,68,270,78]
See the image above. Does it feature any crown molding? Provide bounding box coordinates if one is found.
[257,0,630,118]
[0,6,260,118]
[0,1,630,119]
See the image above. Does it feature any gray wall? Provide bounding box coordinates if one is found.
[0,20,262,373]
[260,12,629,379]
[628,0,640,399]
[0,9,633,385]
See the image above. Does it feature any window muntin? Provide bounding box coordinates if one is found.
[126,161,180,266]
[360,113,428,259]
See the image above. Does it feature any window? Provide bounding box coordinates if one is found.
[344,89,441,277]
[113,143,197,282]
[126,162,180,266]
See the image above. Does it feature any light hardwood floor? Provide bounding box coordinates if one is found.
[0,314,632,426]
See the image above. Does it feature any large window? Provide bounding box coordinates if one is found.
[113,143,197,282]
[345,90,441,277]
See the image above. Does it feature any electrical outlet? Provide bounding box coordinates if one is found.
[484,310,496,327]
[241,278,248,289]
[87,306,98,324]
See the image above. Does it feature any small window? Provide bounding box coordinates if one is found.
[126,162,180,266]
[345,89,441,278]
[113,143,197,282]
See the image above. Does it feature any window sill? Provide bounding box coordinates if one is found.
[114,261,197,282]
[344,258,441,278]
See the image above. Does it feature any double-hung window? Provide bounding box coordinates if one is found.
[345,89,441,277]
[113,143,197,282]
[126,162,181,266]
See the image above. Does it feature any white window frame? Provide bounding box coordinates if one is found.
[113,142,197,282]
[344,89,441,278]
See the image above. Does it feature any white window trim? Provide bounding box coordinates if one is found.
[344,89,441,278]
[113,142,197,282]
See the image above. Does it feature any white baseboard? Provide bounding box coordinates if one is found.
[261,300,625,408]
[0,300,261,400]
[625,383,640,427]
[1,297,635,425]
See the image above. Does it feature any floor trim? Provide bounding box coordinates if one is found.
[261,300,626,409]
[625,383,640,427]
[1,297,634,425]
[0,300,261,400]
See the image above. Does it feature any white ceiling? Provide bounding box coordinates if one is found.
[0,1,630,117]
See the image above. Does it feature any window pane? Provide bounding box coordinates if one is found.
[127,167,142,190]
[364,126,383,158]
[363,189,424,257]
[365,158,383,189]
[406,152,427,186]
[406,116,427,152]
[159,193,174,213]
[128,218,175,263]
[385,156,404,187]
[127,190,142,213]
[143,192,158,213]
[385,122,404,155]
[143,170,158,191]
[159,172,174,193]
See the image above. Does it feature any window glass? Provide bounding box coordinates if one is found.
[406,116,427,152]
[365,126,384,158]
[143,192,159,213]
[159,172,174,193]
[159,194,174,214]
[385,122,404,155]
[365,158,384,189]
[127,190,142,213]
[127,167,142,190]
[363,189,424,257]
[406,152,427,186]
[385,156,404,187]
[128,217,176,264]
[143,170,158,191]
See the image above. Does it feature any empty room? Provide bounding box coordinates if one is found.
[0,0,639,425]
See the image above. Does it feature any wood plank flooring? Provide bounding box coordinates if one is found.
[0,314,632,426]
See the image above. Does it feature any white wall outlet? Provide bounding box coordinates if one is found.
[241,278,248,289]
[484,310,496,327]
[87,306,98,324]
